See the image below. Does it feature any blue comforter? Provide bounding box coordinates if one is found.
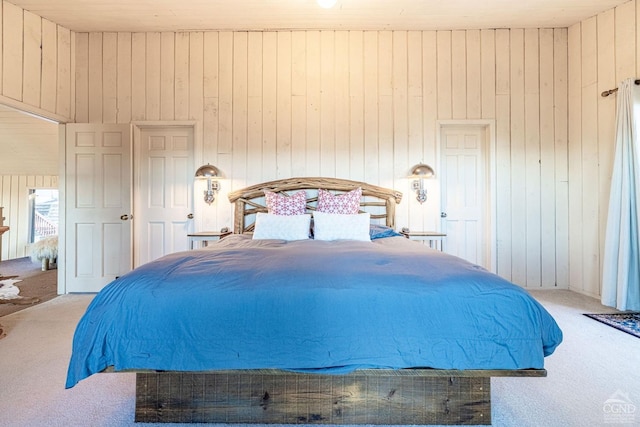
[66,235,562,388]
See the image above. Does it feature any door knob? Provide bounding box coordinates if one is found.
[120,214,129,220]
[441,212,447,218]
[187,213,194,219]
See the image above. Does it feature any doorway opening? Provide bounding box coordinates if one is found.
[29,189,59,243]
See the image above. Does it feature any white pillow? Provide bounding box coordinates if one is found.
[313,211,371,241]
[252,213,311,241]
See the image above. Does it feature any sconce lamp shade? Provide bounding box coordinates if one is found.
[408,163,435,179]
[195,163,221,178]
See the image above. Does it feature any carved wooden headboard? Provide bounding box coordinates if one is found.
[227,177,403,234]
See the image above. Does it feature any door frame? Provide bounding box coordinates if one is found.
[436,119,496,273]
[132,121,201,265]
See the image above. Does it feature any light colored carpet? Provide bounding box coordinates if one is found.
[0,289,638,427]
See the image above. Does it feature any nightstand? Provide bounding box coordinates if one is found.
[400,230,447,251]
[187,230,232,249]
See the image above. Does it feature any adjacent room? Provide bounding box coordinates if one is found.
[1,0,639,426]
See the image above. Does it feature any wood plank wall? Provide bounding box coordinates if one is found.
[0,2,70,261]
[568,0,640,298]
[2,0,636,295]
[0,175,58,260]
[73,28,569,289]
[0,0,73,119]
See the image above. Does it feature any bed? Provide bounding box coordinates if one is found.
[66,177,562,425]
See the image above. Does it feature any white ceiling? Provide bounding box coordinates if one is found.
[8,0,630,33]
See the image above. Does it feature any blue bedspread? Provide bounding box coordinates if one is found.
[66,235,562,388]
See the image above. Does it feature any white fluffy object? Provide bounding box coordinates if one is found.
[30,235,58,263]
[0,281,22,300]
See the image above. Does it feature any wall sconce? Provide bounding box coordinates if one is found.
[408,163,435,204]
[195,164,222,204]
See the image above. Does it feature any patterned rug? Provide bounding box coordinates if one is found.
[584,312,640,339]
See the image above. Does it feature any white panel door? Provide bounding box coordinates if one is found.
[65,124,132,293]
[440,126,487,267]
[135,126,194,267]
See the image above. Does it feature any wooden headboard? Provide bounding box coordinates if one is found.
[227,177,403,234]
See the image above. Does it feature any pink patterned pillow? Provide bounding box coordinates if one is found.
[316,187,362,214]
[265,190,307,215]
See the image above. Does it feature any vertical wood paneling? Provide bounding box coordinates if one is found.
[0,175,58,260]
[56,26,72,118]
[202,32,219,159]
[480,30,496,120]
[597,10,616,295]
[334,31,349,178]
[524,28,541,287]
[146,32,161,121]
[392,31,408,188]
[581,18,600,297]
[103,33,118,123]
[421,31,438,231]
[218,32,233,155]
[451,30,466,119]
[131,33,146,121]
[363,31,379,185]
[261,32,277,180]
[232,32,248,183]
[117,32,132,123]
[306,31,321,177]
[88,32,103,122]
[66,27,576,290]
[539,28,556,287]
[378,31,394,188]
[160,32,175,121]
[494,29,512,281]
[74,33,89,123]
[23,11,42,107]
[41,19,58,113]
[510,29,526,286]
[3,1,23,101]
[276,31,292,178]
[436,31,452,119]
[247,32,263,185]
[564,1,640,297]
[189,32,204,123]
[466,30,481,119]
[407,31,424,228]
[320,31,335,177]
[554,28,569,289]
[615,1,636,82]
[567,23,583,294]
[291,31,307,177]
[349,31,365,181]
[392,30,409,226]
[174,32,190,120]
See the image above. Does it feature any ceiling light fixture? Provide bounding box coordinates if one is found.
[317,0,337,9]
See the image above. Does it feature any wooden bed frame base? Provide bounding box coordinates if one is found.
[134,369,545,425]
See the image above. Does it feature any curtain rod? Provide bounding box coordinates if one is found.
[601,79,640,97]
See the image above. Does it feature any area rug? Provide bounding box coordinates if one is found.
[0,257,57,318]
[0,279,40,305]
[584,312,640,339]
